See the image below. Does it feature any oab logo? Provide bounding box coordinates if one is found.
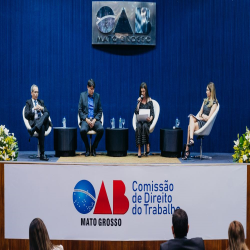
[96,6,151,35]
[73,180,129,215]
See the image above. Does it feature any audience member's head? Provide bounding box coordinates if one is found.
[172,208,189,238]
[228,221,249,250]
[29,218,54,250]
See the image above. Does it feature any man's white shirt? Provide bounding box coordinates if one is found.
[32,99,44,119]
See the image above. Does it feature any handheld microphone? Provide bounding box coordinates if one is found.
[138,95,144,103]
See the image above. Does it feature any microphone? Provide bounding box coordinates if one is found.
[138,95,144,103]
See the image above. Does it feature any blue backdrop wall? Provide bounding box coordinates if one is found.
[0,0,250,153]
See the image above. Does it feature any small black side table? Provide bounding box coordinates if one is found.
[160,128,183,158]
[106,128,128,157]
[54,127,77,157]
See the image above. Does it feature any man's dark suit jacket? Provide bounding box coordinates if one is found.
[78,91,103,125]
[160,237,205,250]
[25,99,51,131]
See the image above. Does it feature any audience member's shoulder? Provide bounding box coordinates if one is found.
[190,237,205,249]
[160,241,169,250]
[53,245,64,250]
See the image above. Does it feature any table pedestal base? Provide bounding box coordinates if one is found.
[107,151,127,157]
[55,151,75,157]
[161,151,181,158]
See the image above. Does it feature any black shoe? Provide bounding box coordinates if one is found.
[182,150,190,160]
[28,127,36,137]
[92,148,96,157]
[85,150,90,157]
[182,144,186,158]
[40,154,49,161]
[187,138,194,147]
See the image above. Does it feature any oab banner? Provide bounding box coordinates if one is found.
[92,2,156,45]
[5,164,246,240]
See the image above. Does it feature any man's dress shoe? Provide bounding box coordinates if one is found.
[92,148,96,157]
[40,154,49,161]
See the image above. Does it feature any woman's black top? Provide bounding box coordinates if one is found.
[134,100,155,125]
[198,100,217,129]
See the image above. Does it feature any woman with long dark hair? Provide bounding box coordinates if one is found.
[29,218,63,250]
[183,82,218,160]
[134,82,154,158]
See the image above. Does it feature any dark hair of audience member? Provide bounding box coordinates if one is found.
[172,208,188,238]
[87,79,95,89]
[139,82,149,100]
[228,221,249,250]
[29,218,54,250]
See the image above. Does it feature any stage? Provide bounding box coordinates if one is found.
[16,151,234,165]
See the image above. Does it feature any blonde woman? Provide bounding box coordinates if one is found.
[183,82,218,160]
[29,218,63,250]
[227,221,249,250]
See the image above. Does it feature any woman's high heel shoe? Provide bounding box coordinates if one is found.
[182,150,190,160]
[138,149,142,158]
[187,138,194,147]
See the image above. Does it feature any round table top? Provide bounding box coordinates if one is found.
[54,127,77,130]
[160,128,183,131]
[106,128,128,131]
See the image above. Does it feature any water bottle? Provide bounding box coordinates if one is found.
[110,118,115,129]
[175,117,179,128]
[62,117,66,128]
[119,117,122,128]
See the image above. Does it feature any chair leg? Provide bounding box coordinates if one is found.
[192,138,212,160]
[37,142,40,158]
[29,139,40,159]
[89,135,92,153]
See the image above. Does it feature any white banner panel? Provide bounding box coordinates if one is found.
[5,164,247,240]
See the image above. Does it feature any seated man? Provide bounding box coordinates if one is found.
[25,84,52,161]
[78,79,104,156]
[160,208,205,250]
